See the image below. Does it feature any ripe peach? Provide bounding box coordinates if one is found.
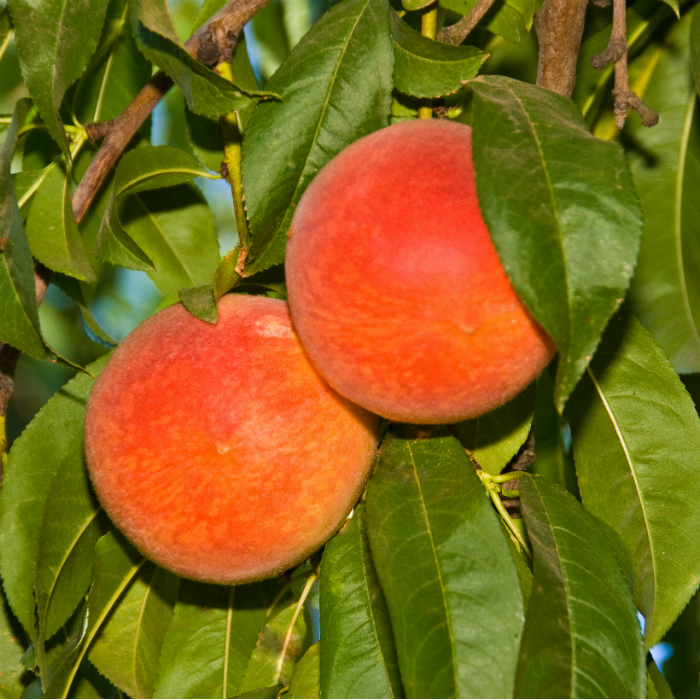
[285,119,555,424]
[84,294,378,584]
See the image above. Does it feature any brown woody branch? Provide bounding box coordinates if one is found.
[1,0,270,465]
[500,430,536,518]
[590,0,658,128]
[436,0,498,45]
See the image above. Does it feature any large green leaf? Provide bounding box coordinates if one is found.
[153,580,269,698]
[439,0,534,44]
[288,643,320,699]
[319,505,402,699]
[365,429,524,698]
[452,381,535,475]
[516,475,645,698]
[568,309,700,648]
[9,0,109,159]
[89,564,180,698]
[469,75,643,412]
[0,98,47,359]
[692,6,700,96]
[0,586,29,699]
[627,15,700,373]
[0,354,108,640]
[129,0,271,119]
[43,531,146,699]
[390,12,486,99]
[24,162,96,282]
[241,0,393,275]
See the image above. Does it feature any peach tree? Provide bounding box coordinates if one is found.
[1,0,700,695]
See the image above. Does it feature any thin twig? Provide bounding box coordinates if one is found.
[436,0,498,45]
[590,0,658,128]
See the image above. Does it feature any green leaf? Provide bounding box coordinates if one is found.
[0,7,12,60]
[319,505,402,699]
[390,12,486,99]
[241,0,394,275]
[692,6,700,97]
[627,15,700,373]
[648,659,674,698]
[365,429,524,698]
[24,162,96,282]
[43,531,146,699]
[88,564,180,698]
[179,284,218,324]
[516,475,646,698]
[9,0,110,159]
[153,580,269,699]
[35,450,108,645]
[0,98,47,359]
[439,0,534,44]
[288,643,320,699]
[0,586,30,699]
[452,381,535,475]
[129,0,273,119]
[0,354,108,640]
[469,75,643,412]
[238,590,312,693]
[567,309,700,648]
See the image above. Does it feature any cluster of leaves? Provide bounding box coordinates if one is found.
[2,0,700,696]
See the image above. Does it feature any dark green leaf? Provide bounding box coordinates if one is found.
[516,475,645,698]
[648,659,674,699]
[439,0,534,44]
[319,505,402,699]
[179,284,218,324]
[452,381,535,475]
[0,354,108,640]
[568,309,700,648]
[391,12,486,99]
[43,531,146,699]
[0,586,30,699]
[365,429,524,698]
[88,565,180,698]
[153,580,269,699]
[0,7,12,59]
[241,0,393,275]
[627,15,700,373]
[9,0,110,159]
[692,6,700,96]
[288,643,320,699]
[24,162,96,282]
[130,0,273,119]
[0,97,47,359]
[470,75,643,411]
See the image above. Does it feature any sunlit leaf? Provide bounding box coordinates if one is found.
[9,0,109,159]
[288,643,320,699]
[365,429,524,698]
[469,75,642,412]
[319,505,402,699]
[568,309,700,648]
[241,0,393,275]
[516,475,646,698]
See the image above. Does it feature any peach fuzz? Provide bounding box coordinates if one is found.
[285,119,556,424]
[84,294,378,584]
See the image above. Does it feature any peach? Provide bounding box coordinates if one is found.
[84,294,378,584]
[285,119,555,424]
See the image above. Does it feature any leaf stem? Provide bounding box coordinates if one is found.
[418,5,438,119]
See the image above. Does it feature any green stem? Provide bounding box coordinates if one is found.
[215,62,252,258]
[418,5,438,119]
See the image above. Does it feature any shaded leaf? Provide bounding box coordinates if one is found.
[0,586,30,699]
[179,284,218,324]
[627,15,700,373]
[241,0,393,275]
[0,97,47,359]
[288,643,320,699]
[391,12,486,99]
[89,565,180,698]
[568,309,700,648]
[439,0,534,44]
[0,354,108,640]
[43,531,146,699]
[24,162,96,282]
[648,659,674,699]
[365,429,524,698]
[9,0,110,159]
[692,6,700,96]
[130,0,272,119]
[469,75,643,411]
[516,474,645,698]
[319,505,402,699]
[452,381,535,475]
